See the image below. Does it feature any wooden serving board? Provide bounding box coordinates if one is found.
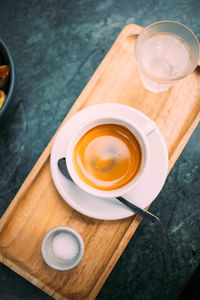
[0,24,199,300]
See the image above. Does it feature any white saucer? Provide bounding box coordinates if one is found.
[50,103,168,220]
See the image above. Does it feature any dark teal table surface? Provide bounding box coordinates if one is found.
[0,0,199,299]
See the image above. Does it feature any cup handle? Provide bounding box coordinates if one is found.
[143,121,157,136]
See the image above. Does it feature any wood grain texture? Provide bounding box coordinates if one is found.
[0,24,199,300]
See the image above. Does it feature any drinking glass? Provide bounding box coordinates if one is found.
[135,21,200,92]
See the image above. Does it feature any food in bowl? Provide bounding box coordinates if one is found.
[0,90,6,109]
[0,37,15,124]
[0,64,10,109]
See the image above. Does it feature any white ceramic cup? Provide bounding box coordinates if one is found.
[66,116,156,198]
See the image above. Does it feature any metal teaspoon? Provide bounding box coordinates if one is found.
[57,158,160,224]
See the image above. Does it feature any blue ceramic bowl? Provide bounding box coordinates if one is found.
[0,37,15,125]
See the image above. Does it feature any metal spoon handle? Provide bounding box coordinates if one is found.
[58,158,160,224]
[116,196,160,224]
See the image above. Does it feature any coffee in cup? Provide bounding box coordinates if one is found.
[73,123,142,191]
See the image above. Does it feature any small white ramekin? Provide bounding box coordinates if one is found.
[41,226,84,271]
